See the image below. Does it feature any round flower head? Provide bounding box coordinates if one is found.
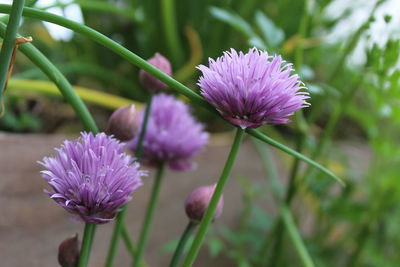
[198,48,310,129]
[139,53,172,91]
[128,93,209,171]
[38,132,145,224]
[184,184,223,223]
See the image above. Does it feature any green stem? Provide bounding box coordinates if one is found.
[135,94,153,158]
[0,23,98,133]
[78,223,96,267]
[105,94,153,267]
[0,0,25,102]
[161,0,184,65]
[169,222,197,267]
[268,137,306,266]
[122,223,137,256]
[182,128,245,267]
[247,129,344,186]
[0,6,342,184]
[279,205,315,267]
[105,206,129,267]
[133,164,166,267]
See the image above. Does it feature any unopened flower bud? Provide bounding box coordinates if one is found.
[139,53,172,91]
[184,184,223,223]
[107,104,139,141]
[58,234,80,267]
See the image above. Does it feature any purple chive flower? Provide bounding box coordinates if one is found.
[198,48,310,129]
[38,132,145,224]
[139,53,172,91]
[128,93,209,171]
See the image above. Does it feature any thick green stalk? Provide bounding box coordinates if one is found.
[105,94,153,267]
[182,128,245,267]
[0,0,25,103]
[78,223,96,267]
[0,23,98,133]
[169,222,197,267]
[161,0,184,65]
[0,6,343,184]
[133,164,166,267]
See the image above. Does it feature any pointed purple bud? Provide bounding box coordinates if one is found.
[107,104,139,141]
[58,234,80,267]
[184,184,224,223]
[139,53,172,91]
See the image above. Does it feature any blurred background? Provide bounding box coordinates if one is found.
[0,0,399,266]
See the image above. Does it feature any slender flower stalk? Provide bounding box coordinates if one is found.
[134,94,153,158]
[169,222,197,267]
[133,164,166,267]
[0,0,25,103]
[78,224,96,267]
[105,94,153,267]
[182,128,245,266]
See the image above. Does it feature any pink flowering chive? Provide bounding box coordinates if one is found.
[198,48,310,129]
[39,132,145,224]
[128,93,209,171]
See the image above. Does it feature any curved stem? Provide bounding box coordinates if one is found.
[247,129,344,186]
[0,23,98,133]
[0,6,343,184]
[133,164,166,267]
[182,128,245,267]
[169,222,197,267]
[78,223,96,267]
[105,94,153,267]
[0,0,25,102]
[161,0,184,65]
